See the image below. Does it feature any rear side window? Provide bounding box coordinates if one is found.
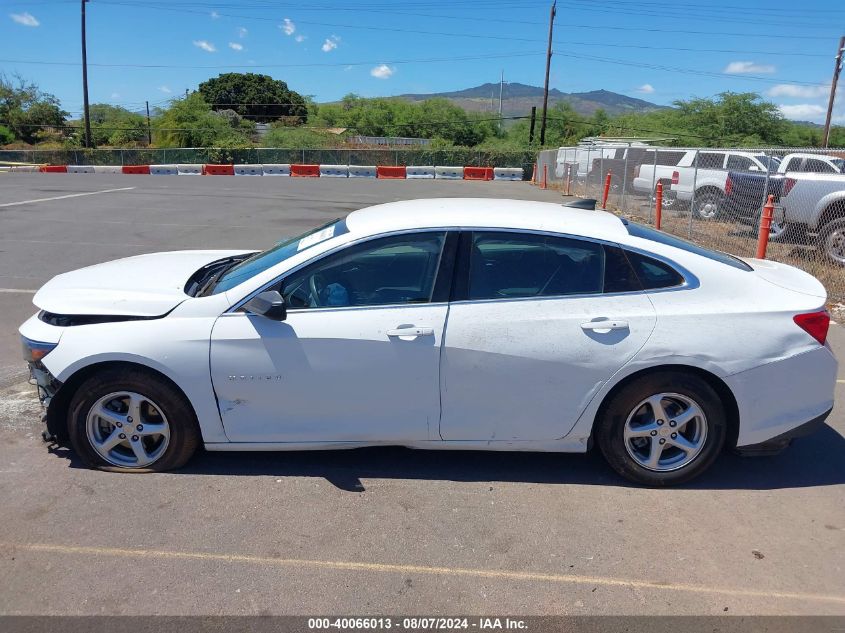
[624,221,752,271]
[625,251,685,289]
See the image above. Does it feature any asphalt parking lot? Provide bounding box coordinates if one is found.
[0,174,843,616]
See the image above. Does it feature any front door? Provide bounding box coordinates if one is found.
[210,230,451,442]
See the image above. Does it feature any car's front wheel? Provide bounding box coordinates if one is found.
[596,371,726,486]
[67,368,200,472]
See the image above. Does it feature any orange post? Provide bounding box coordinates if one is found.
[655,181,663,230]
[756,194,776,259]
[541,164,548,190]
[601,169,612,208]
[532,162,538,184]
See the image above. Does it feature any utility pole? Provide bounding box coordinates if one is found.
[80,0,92,148]
[498,70,504,131]
[823,35,845,148]
[145,100,152,145]
[529,106,537,144]
[539,0,556,146]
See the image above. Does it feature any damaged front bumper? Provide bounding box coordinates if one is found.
[27,361,63,442]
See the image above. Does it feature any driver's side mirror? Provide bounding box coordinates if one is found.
[243,290,286,321]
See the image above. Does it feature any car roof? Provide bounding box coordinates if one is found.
[344,198,629,241]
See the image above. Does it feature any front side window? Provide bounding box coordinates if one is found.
[697,153,726,169]
[468,232,606,300]
[281,232,446,309]
[804,159,836,173]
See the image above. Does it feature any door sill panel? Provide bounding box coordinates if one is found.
[204,438,589,453]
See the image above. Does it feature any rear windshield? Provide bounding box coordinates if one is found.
[623,221,752,271]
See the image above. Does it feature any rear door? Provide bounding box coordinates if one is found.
[439,231,657,441]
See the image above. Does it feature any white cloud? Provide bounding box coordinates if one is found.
[767,83,829,99]
[237,26,248,38]
[158,85,172,94]
[10,12,39,27]
[370,64,395,79]
[110,93,120,99]
[778,104,826,121]
[228,42,243,51]
[281,18,295,36]
[295,34,306,43]
[636,83,654,94]
[321,35,340,52]
[210,11,220,19]
[193,40,216,53]
[723,61,776,75]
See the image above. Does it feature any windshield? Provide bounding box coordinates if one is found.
[209,218,348,295]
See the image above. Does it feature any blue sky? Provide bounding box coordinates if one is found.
[2,0,843,123]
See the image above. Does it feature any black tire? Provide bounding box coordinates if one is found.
[67,367,200,472]
[596,371,727,486]
[820,217,845,267]
[692,189,723,220]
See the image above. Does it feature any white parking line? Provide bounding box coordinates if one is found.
[0,289,36,294]
[0,187,135,208]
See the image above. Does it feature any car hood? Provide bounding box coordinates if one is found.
[33,250,252,317]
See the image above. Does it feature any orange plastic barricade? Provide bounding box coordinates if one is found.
[290,164,320,177]
[463,166,493,181]
[203,164,235,176]
[122,165,151,175]
[376,165,407,179]
[39,165,68,173]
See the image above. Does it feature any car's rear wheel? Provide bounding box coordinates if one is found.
[67,368,200,472]
[692,190,723,220]
[596,371,726,486]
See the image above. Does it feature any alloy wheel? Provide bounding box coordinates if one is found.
[825,227,845,266]
[85,391,171,468]
[623,392,708,472]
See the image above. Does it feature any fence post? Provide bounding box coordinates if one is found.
[541,164,548,190]
[532,161,538,185]
[602,170,612,208]
[687,149,700,239]
[756,195,775,259]
[649,148,658,223]
[655,182,663,230]
[566,163,573,195]
[620,143,630,211]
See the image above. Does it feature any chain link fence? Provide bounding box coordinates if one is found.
[538,145,845,306]
[0,147,536,174]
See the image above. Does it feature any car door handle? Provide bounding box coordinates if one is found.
[386,327,434,338]
[581,319,629,331]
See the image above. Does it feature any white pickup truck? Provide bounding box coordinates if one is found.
[780,172,845,265]
[668,150,779,219]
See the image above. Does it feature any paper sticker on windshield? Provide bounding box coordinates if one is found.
[297,225,335,251]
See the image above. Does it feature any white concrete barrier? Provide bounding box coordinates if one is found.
[150,164,178,175]
[320,164,349,178]
[177,164,203,175]
[67,165,95,174]
[406,166,435,179]
[234,164,263,176]
[348,165,377,178]
[493,167,524,181]
[93,165,123,174]
[10,165,40,172]
[262,164,291,176]
[435,166,464,180]
[0,166,10,172]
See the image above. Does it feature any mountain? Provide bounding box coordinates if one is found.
[397,83,666,117]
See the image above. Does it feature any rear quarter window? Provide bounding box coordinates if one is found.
[624,221,752,272]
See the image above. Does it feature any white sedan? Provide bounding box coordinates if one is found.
[19,198,837,485]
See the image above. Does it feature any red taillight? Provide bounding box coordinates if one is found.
[671,170,679,185]
[725,174,732,196]
[783,177,797,197]
[793,310,830,345]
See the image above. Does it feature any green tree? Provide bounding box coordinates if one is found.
[0,74,67,144]
[88,104,148,146]
[198,73,307,124]
[153,93,252,147]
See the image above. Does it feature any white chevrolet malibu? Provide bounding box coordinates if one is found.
[19,198,837,485]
